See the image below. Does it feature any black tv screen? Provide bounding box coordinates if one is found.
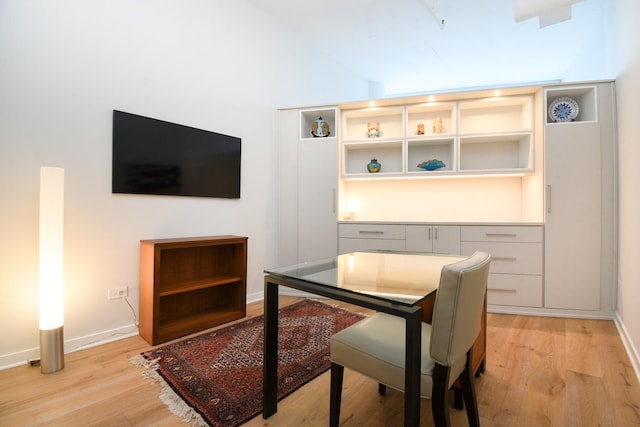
[112,110,241,199]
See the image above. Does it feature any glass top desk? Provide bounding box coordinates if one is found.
[262,251,466,427]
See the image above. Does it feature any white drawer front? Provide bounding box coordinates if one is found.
[461,241,543,275]
[338,238,406,254]
[487,274,543,307]
[461,226,543,243]
[339,223,406,240]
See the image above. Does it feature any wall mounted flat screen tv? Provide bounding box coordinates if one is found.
[112,110,241,199]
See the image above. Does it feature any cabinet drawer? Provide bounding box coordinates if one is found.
[339,237,405,254]
[461,226,542,243]
[461,241,542,275]
[486,274,542,307]
[339,223,406,240]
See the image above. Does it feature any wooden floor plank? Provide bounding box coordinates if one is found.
[1,299,639,427]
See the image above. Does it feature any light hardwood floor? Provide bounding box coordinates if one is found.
[1,297,639,426]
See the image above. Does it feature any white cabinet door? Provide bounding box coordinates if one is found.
[278,109,338,266]
[433,226,461,254]
[298,139,338,262]
[544,123,601,310]
[405,225,460,254]
[277,110,300,266]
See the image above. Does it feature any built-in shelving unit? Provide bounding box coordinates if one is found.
[544,85,597,124]
[340,95,534,179]
[300,108,338,140]
[139,235,247,345]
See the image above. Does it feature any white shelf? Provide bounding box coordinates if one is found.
[406,102,455,137]
[343,140,403,175]
[300,108,338,140]
[459,97,533,134]
[343,107,404,141]
[340,95,534,179]
[407,138,455,174]
[545,86,597,124]
[459,134,533,172]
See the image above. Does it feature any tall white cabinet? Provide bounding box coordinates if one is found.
[544,82,617,315]
[278,107,339,266]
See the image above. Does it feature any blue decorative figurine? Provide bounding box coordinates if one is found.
[417,159,446,171]
[367,158,381,173]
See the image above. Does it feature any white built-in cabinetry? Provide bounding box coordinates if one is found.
[278,81,616,319]
[338,223,460,255]
[405,225,461,254]
[341,96,533,177]
[338,222,543,309]
[278,107,339,266]
[460,226,544,308]
[543,82,617,314]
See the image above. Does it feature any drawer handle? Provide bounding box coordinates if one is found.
[359,230,385,235]
[492,256,518,261]
[488,288,517,293]
[485,233,518,238]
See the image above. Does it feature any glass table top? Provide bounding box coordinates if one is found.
[265,251,466,305]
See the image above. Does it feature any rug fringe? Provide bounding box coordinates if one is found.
[129,355,209,427]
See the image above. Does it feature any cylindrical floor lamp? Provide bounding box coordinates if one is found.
[39,167,65,373]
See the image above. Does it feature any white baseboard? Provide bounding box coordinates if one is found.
[614,313,640,383]
[0,324,138,371]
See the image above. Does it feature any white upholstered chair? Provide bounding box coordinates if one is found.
[329,251,491,427]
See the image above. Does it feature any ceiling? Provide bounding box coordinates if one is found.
[247,0,609,96]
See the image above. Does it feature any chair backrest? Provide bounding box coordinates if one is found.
[429,251,491,368]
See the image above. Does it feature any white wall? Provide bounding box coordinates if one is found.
[341,177,534,223]
[0,0,367,368]
[614,0,640,377]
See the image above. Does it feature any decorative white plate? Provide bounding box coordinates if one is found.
[548,97,579,122]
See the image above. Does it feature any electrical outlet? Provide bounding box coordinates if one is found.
[107,286,128,300]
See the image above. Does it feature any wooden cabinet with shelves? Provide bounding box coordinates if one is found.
[340,95,534,179]
[139,235,247,345]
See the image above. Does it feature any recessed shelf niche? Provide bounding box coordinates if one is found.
[545,85,597,124]
[300,108,338,140]
[459,134,532,172]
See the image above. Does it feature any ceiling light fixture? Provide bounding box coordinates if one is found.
[514,0,585,28]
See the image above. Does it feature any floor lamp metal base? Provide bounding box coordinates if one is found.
[40,326,64,374]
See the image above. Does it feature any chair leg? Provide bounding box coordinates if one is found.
[330,362,344,427]
[460,350,480,427]
[432,363,451,427]
[453,386,464,410]
[378,383,386,396]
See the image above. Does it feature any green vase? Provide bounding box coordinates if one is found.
[367,158,381,173]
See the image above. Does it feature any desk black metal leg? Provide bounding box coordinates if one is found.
[404,308,422,427]
[263,280,279,418]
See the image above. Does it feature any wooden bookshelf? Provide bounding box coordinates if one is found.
[139,235,247,345]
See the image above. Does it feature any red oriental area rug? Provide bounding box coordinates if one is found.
[132,299,365,427]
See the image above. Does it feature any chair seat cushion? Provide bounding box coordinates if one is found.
[330,312,436,398]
